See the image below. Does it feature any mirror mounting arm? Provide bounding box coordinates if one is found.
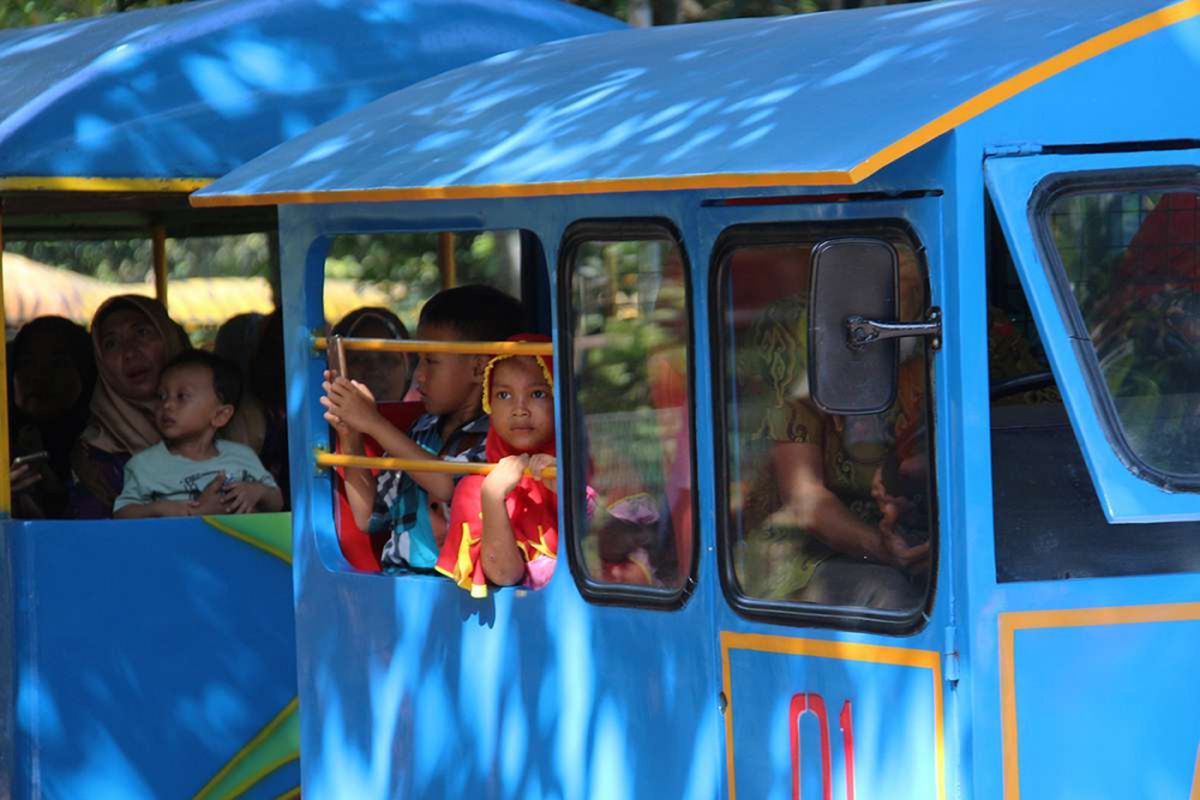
[846,307,942,351]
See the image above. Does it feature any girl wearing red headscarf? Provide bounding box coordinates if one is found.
[436,336,558,597]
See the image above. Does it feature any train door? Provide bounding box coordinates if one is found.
[984,148,1200,798]
[704,196,953,800]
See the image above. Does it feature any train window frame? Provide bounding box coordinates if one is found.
[557,219,699,609]
[1030,167,1200,492]
[3,230,290,523]
[710,220,937,634]
[312,226,547,576]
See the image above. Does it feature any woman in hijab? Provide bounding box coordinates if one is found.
[7,316,97,518]
[70,295,191,518]
[330,307,414,402]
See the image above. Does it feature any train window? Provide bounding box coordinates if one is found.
[560,222,694,603]
[988,201,1200,581]
[321,230,539,574]
[3,232,289,519]
[714,223,934,631]
[1034,177,1200,487]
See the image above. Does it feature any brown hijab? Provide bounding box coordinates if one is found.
[80,294,191,455]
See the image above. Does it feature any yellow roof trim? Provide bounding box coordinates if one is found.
[190,0,1200,209]
[850,0,1200,182]
[1,176,213,193]
[190,169,856,207]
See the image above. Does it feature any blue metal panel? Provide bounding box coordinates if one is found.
[1012,618,1200,797]
[699,193,955,799]
[725,643,941,800]
[276,178,963,797]
[955,12,1200,150]
[196,0,1183,202]
[4,516,296,798]
[986,148,1200,523]
[0,0,621,179]
[281,193,724,799]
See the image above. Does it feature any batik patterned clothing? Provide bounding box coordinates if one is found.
[373,413,489,571]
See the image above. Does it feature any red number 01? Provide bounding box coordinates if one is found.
[789,693,856,800]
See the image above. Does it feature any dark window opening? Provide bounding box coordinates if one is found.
[987,197,1200,582]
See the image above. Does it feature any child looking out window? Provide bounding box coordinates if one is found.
[114,351,283,518]
[437,335,562,596]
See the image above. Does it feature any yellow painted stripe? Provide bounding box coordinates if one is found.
[720,631,944,800]
[314,336,553,356]
[1191,744,1200,800]
[721,632,736,800]
[201,515,292,564]
[193,697,299,800]
[189,169,854,207]
[999,602,1200,800]
[0,175,213,193]
[317,450,556,480]
[722,630,940,669]
[189,0,1200,209]
[848,0,1200,183]
[271,787,302,800]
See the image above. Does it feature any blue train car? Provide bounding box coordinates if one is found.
[194,0,1200,797]
[0,2,620,798]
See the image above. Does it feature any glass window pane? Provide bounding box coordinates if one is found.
[1044,189,1200,478]
[567,234,692,591]
[988,202,1200,581]
[718,229,933,617]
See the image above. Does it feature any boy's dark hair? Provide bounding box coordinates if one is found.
[164,350,244,408]
[418,284,525,341]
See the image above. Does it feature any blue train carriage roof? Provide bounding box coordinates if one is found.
[0,0,622,188]
[192,0,1200,207]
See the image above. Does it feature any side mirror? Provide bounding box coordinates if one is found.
[808,238,899,415]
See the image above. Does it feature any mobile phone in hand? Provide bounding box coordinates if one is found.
[12,450,49,468]
[327,334,347,380]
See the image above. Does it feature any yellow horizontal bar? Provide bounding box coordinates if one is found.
[316,451,556,479]
[313,337,553,356]
[0,176,214,193]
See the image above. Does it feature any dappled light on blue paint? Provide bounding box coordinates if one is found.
[7,518,296,796]
[54,727,155,800]
[17,669,64,745]
[681,705,720,800]
[227,39,317,94]
[820,45,906,88]
[501,683,530,796]
[0,0,621,179]
[176,684,251,750]
[73,113,116,150]
[183,55,258,117]
[908,8,985,35]
[198,0,1177,203]
[587,700,631,799]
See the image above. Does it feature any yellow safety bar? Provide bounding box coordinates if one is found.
[316,450,556,480]
[312,337,553,356]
